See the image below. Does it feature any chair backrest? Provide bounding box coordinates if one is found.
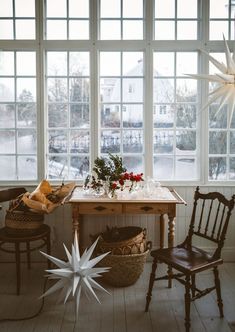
[186,186,235,260]
[0,187,27,203]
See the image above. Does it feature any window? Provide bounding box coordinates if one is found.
[0,51,37,180]
[153,51,198,180]
[46,51,90,180]
[99,0,144,40]
[99,52,144,173]
[0,0,35,39]
[0,0,234,184]
[45,0,89,40]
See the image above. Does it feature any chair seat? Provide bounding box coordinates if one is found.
[151,246,223,274]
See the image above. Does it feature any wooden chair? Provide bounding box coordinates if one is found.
[0,187,51,295]
[145,186,235,332]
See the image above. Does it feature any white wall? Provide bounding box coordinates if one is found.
[0,186,234,262]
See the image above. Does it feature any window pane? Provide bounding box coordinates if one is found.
[17,104,36,127]
[123,78,143,102]
[123,130,143,153]
[0,130,15,153]
[154,105,174,128]
[48,104,67,128]
[70,104,89,128]
[48,130,68,153]
[154,52,174,76]
[155,0,175,18]
[0,156,16,180]
[47,20,67,39]
[69,78,89,102]
[230,132,235,154]
[154,79,174,103]
[0,20,13,39]
[210,0,228,18]
[210,21,228,40]
[209,131,227,154]
[123,0,143,18]
[69,52,90,76]
[176,79,197,102]
[154,156,173,180]
[0,52,14,75]
[101,130,121,153]
[209,105,227,128]
[47,78,68,102]
[155,21,175,40]
[15,0,35,17]
[123,155,143,173]
[17,78,36,102]
[100,20,121,39]
[176,52,197,76]
[0,78,14,102]
[18,129,36,153]
[229,157,235,179]
[176,131,196,153]
[69,20,89,39]
[123,20,143,39]
[101,105,121,128]
[209,157,226,180]
[100,52,121,76]
[69,0,89,18]
[177,0,197,18]
[100,0,120,18]
[16,52,36,76]
[47,52,67,76]
[177,21,197,39]
[123,104,143,128]
[47,0,67,17]
[48,156,68,179]
[176,104,196,128]
[176,157,196,179]
[154,130,174,153]
[70,156,89,179]
[0,104,15,128]
[0,0,13,17]
[18,156,37,179]
[100,78,121,102]
[70,130,89,153]
[15,20,35,39]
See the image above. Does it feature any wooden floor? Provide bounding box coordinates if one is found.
[0,262,235,332]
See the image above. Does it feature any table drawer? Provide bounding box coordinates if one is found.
[78,203,122,215]
[124,203,166,214]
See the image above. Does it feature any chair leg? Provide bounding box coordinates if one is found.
[145,258,158,312]
[184,275,191,332]
[15,242,21,296]
[26,241,31,269]
[213,266,224,318]
[191,275,196,298]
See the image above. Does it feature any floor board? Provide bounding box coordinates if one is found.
[0,262,234,332]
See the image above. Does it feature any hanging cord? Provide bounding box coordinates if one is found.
[0,277,49,322]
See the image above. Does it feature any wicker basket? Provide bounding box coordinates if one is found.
[100,249,150,287]
[98,226,147,255]
[5,210,44,235]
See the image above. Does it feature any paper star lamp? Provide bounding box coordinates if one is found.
[40,233,110,319]
[186,35,235,126]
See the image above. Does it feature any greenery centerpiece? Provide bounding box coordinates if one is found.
[84,153,144,198]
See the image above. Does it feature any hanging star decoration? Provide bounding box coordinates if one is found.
[40,232,110,319]
[186,35,235,126]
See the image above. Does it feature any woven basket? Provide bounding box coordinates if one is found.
[5,210,44,235]
[99,249,150,287]
[98,226,147,255]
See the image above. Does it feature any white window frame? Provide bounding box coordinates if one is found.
[0,0,234,186]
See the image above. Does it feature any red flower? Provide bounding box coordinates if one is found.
[111,182,117,189]
[119,178,124,186]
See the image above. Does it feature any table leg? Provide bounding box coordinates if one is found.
[160,214,165,249]
[72,204,83,252]
[167,206,176,288]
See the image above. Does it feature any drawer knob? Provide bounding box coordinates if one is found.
[94,206,106,211]
[141,206,153,212]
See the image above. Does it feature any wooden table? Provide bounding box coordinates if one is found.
[68,186,186,250]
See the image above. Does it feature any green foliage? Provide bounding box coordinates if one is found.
[93,153,127,182]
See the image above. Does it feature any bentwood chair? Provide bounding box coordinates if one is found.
[145,186,235,332]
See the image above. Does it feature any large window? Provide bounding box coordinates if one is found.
[0,0,234,184]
